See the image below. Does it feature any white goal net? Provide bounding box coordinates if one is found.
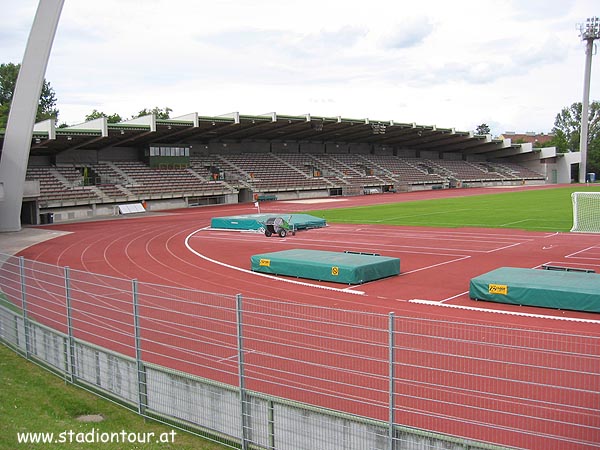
[570,192,600,232]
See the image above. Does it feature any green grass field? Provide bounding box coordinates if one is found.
[308,186,600,232]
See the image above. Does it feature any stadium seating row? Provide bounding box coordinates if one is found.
[26,153,545,207]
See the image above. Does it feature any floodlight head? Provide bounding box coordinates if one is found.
[579,16,600,41]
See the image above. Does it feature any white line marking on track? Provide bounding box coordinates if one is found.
[408,299,600,323]
[485,242,524,253]
[543,232,560,239]
[566,244,600,259]
[342,286,363,292]
[401,255,471,275]
[217,349,257,363]
[440,291,469,303]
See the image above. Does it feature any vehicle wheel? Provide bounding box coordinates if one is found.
[278,229,287,238]
[265,230,272,237]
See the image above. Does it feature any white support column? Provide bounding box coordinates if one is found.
[0,0,64,232]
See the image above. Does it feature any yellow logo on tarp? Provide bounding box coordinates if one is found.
[259,259,271,267]
[488,284,508,295]
[331,266,339,276]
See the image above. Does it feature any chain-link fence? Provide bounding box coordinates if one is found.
[1,253,598,449]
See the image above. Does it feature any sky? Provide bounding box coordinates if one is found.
[2,0,600,137]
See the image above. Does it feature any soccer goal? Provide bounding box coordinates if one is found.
[342,184,363,197]
[570,192,600,232]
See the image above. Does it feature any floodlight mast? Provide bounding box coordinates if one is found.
[578,16,600,184]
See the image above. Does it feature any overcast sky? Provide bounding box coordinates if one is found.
[2,0,599,136]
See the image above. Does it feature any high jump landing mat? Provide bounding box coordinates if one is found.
[469,267,600,313]
[211,213,326,231]
[251,249,400,284]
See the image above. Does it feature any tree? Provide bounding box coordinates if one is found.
[0,62,58,129]
[85,109,122,123]
[475,123,491,135]
[0,63,19,129]
[134,106,172,120]
[550,101,600,175]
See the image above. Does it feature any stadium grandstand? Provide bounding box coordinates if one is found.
[0,111,574,225]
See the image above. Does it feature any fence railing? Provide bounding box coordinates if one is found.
[0,253,598,450]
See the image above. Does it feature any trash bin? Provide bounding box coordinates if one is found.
[587,173,596,183]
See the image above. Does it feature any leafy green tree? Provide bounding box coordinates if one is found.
[0,102,9,129]
[551,101,600,151]
[38,80,59,121]
[475,123,491,135]
[0,63,19,129]
[550,101,600,175]
[134,106,172,120]
[85,109,122,123]
[0,62,58,129]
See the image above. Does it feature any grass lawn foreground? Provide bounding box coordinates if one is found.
[0,344,229,450]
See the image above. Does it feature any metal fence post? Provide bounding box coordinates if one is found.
[268,400,275,450]
[19,256,30,358]
[236,293,248,450]
[132,279,147,415]
[388,312,396,450]
[64,267,76,382]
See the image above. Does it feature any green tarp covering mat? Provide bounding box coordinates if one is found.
[211,214,326,231]
[251,249,400,284]
[469,267,600,313]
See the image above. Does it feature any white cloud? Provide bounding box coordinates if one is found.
[1,0,599,136]
[380,16,434,49]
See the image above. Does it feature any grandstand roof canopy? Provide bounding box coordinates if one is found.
[1,111,533,159]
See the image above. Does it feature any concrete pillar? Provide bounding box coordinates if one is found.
[0,0,64,231]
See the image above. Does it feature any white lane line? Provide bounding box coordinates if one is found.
[409,299,600,323]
